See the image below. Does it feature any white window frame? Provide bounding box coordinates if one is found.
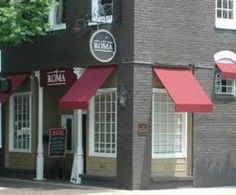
[152,88,187,159]
[48,0,66,31]
[89,88,117,158]
[215,0,236,30]
[90,0,113,25]
[9,92,32,153]
[61,114,74,153]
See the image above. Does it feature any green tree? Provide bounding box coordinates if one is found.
[0,0,56,45]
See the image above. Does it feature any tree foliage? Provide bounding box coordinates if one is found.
[0,0,56,45]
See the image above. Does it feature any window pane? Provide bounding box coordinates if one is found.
[217,0,222,8]
[223,10,228,18]
[229,11,233,19]
[229,0,233,9]
[223,0,228,8]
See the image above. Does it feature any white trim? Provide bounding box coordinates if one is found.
[215,19,236,30]
[48,0,66,31]
[151,88,187,159]
[215,0,236,30]
[9,92,32,153]
[48,23,66,31]
[89,88,117,158]
[214,50,236,63]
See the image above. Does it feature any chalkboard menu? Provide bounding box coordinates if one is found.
[48,128,67,157]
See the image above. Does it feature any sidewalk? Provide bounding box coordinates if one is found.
[0,177,235,195]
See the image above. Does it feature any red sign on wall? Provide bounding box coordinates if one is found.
[40,69,77,87]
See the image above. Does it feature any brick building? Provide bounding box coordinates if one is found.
[0,0,236,190]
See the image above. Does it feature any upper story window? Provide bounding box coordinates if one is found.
[214,50,236,95]
[215,68,235,95]
[48,0,66,31]
[215,0,236,29]
[91,0,113,25]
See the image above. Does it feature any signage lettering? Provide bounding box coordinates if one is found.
[47,72,66,85]
[94,41,113,51]
[40,68,77,87]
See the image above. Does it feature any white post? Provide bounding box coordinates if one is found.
[70,67,85,184]
[34,71,45,181]
[70,109,84,184]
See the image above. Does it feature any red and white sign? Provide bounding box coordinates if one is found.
[40,69,76,87]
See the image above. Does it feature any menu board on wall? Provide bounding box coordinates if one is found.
[48,128,67,157]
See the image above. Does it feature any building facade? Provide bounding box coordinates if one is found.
[0,0,236,190]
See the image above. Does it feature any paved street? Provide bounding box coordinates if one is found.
[0,177,235,195]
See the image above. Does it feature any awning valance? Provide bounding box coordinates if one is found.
[59,66,115,110]
[0,73,29,104]
[216,63,236,79]
[153,68,213,112]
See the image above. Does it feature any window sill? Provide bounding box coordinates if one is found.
[215,19,236,30]
[152,155,186,159]
[151,176,193,182]
[9,150,31,153]
[47,23,66,31]
[89,153,116,158]
[214,93,236,101]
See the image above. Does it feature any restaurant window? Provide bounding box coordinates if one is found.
[61,115,74,153]
[216,0,236,29]
[214,68,235,95]
[152,89,187,159]
[9,92,31,153]
[91,0,113,24]
[48,0,66,30]
[89,88,117,158]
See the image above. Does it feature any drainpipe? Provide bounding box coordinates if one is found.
[0,50,2,149]
[34,71,45,180]
[70,68,85,184]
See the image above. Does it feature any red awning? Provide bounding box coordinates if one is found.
[59,66,115,110]
[0,73,29,104]
[216,63,236,79]
[153,68,213,112]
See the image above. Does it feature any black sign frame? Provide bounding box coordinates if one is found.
[89,29,117,63]
[48,128,67,157]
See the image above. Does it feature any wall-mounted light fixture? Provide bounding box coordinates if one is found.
[72,18,91,34]
[118,84,127,107]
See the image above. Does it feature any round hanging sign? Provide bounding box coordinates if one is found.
[89,29,116,63]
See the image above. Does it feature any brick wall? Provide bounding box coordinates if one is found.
[133,0,236,187]
[117,63,152,190]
